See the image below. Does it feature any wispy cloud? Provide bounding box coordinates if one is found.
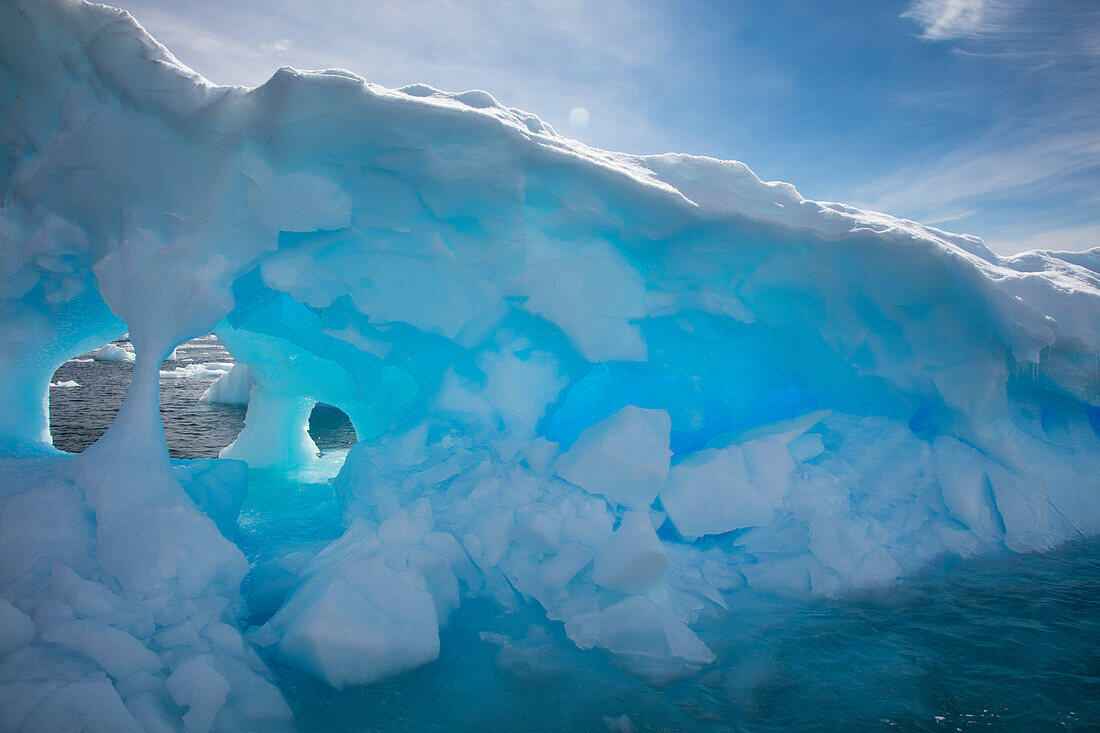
[992,224,1100,255]
[260,39,294,55]
[856,0,1100,253]
[855,126,1100,216]
[903,0,1100,75]
[902,0,1008,40]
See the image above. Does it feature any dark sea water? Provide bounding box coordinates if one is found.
[48,337,1100,731]
[49,335,356,459]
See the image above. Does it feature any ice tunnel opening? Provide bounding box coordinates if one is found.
[48,337,135,455]
[48,333,251,459]
[308,402,358,454]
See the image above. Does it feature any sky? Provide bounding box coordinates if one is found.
[111,0,1099,255]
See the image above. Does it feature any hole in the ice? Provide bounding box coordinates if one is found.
[48,337,134,454]
[158,334,247,459]
[308,403,357,453]
[49,333,249,459]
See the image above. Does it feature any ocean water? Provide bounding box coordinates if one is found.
[277,542,1100,732]
[49,335,356,459]
[48,337,1100,731]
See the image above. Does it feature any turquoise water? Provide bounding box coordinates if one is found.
[231,459,1100,731]
[50,340,1100,731]
[251,475,1100,731]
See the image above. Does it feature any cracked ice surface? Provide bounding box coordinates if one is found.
[0,0,1098,728]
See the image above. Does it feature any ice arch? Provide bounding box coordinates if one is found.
[2,0,1097,470]
[0,0,1099,725]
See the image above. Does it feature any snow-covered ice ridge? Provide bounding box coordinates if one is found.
[1,0,1098,728]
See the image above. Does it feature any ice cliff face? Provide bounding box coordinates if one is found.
[1,0,1098,728]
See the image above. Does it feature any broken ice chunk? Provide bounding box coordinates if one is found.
[537,543,597,587]
[788,432,825,463]
[660,445,774,541]
[591,511,669,594]
[740,437,795,506]
[556,406,672,510]
[512,504,564,555]
[165,654,230,733]
[596,595,715,683]
[270,558,439,688]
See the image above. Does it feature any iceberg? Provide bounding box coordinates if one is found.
[0,0,1098,728]
[555,406,673,510]
[200,364,254,405]
[91,344,134,363]
[259,517,446,688]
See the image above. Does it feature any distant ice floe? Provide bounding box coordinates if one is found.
[91,344,134,363]
[49,380,80,388]
[160,363,234,379]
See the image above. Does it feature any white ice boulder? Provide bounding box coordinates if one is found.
[537,543,597,587]
[556,406,672,510]
[788,432,825,463]
[740,437,796,506]
[91,343,134,362]
[270,556,440,688]
[165,654,231,733]
[591,511,669,594]
[594,596,715,683]
[806,510,883,580]
[660,445,774,541]
[512,503,565,556]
